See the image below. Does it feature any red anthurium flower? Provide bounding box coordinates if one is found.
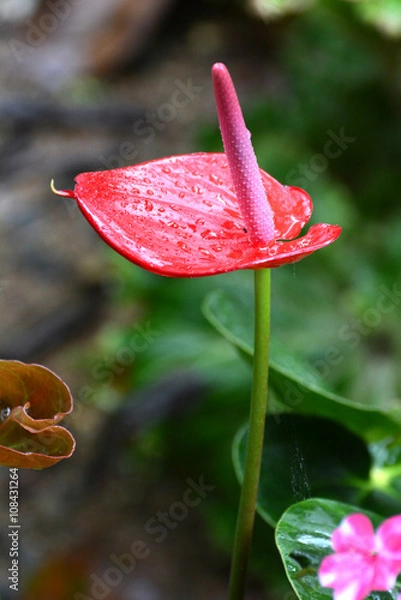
[52,63,341,277]
[0,360,75,468]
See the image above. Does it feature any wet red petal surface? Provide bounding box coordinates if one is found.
[71,152,341,277]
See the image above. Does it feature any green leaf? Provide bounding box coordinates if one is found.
[363,438,401,516]
[275,498,393,600]
[249,0,315,21]
[233,414,371,526]
[202,288,254,357]
[352,0,401,38]
[234,414,401,526]
[202,288,401,441]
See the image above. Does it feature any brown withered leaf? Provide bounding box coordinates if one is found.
[0,360,75,468]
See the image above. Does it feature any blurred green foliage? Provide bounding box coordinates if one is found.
[250,0,401,38]
[81,1,401,595]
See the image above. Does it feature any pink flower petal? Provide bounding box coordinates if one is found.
[319,553,374,600]
[371,554,401,589]
[331,514,375,554]
[376,515,401,560]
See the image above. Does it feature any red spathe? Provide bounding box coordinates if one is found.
[69,152,341,277]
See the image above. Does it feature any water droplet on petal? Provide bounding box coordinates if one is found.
[177,241,189,252]
[146,189,154,196]
[224,207,238,218]
[201,229,218,240]
[199,248,212,257]
[227,248,243,259]
[167,221,179,228]
[209,173,224,186]
[132,188,140,194]
[178,191,186,199]
[144,200,154,211]
[162,166,171,174]
[0,404,10,423]
[191,184,203,195]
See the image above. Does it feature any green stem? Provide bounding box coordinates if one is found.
[228,268,271,600]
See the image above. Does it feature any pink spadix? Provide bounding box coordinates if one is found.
[212,63,275,246]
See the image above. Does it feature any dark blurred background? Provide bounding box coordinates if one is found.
[1,0,401,598]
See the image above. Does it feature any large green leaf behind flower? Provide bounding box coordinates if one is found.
[202,288,401,441]
[233,414,371,526]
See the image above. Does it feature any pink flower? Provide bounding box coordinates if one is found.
[319,513,401,600]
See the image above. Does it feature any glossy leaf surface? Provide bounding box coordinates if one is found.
[202,288,401,441]
[364,439,401,516]
[275,498,393,600]
[0,361,75,468]
[66,153,341,277]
